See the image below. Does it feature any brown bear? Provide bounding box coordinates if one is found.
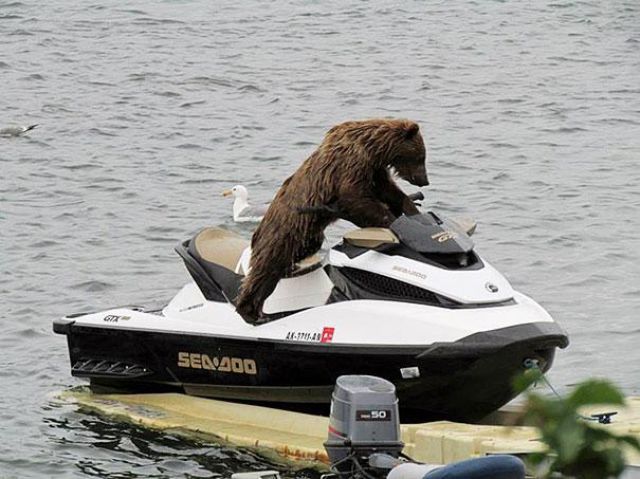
[235,118,429,324]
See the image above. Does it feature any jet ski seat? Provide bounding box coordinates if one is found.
[190,227,322,277]
[177,227,331,318]
[193,227,248,272]
[174,228,246,304]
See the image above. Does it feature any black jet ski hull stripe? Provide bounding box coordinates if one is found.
[59,321,567,423]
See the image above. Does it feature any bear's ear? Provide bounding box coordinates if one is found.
[404,122,420,139]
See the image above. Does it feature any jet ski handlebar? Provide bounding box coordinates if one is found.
[408,191,424,202]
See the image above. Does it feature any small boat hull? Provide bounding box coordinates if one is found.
[55,318,566,422]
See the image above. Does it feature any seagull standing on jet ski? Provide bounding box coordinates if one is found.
[234,118,429,324]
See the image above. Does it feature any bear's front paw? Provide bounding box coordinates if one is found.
[380,214,394,227]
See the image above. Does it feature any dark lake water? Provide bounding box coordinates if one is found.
[1,0,639,477]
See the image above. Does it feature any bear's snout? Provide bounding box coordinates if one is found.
[409,172,429,187]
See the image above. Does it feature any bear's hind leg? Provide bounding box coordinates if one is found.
[235,247,292,324]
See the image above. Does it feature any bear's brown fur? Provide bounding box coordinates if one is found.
[235,118,429,323]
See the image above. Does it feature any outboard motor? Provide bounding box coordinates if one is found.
[324,375,404,477]
[323,376,526,479]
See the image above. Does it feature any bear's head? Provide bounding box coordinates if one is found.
[389,121,429,187]
[324,119,429,187]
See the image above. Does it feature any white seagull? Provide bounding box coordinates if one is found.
[0,124,38,138]
[222,185,269,223]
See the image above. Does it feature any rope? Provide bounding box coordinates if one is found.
[522,358,618,425]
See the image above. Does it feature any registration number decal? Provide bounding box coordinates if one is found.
[286,326,335,343]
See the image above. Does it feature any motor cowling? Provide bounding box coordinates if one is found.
[324,375,404,471]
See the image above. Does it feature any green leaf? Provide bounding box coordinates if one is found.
[617,434,640,452]
[567,379,625,408]
[512,369,543,394]
[599,447,626,477]
[554,416,585,463]
[521,378,635,478]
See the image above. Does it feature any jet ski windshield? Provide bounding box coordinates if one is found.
[390,213,474,254]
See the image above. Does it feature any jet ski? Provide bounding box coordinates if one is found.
[53,207,568,422]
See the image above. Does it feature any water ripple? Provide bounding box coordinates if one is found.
[1,0,639,476]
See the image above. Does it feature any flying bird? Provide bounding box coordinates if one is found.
[0,124,38,137]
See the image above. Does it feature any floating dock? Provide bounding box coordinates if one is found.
[60,389,640,468]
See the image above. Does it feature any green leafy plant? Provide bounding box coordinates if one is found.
[515,373,640,478]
